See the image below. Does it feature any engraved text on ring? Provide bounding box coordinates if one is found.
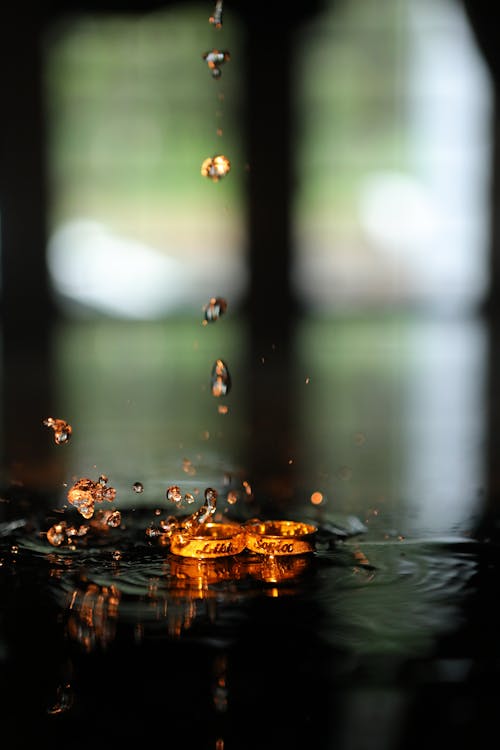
[256,539,295,554]
[198,541,236,554]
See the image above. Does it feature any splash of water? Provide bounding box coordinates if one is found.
[43,416,72,445]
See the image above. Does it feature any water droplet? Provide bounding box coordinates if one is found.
[106,510,122,528]
[211,359,231,397]
[182,486,218,530]
[112,550,122,560]
[43,416,72,445]
[132,481,144,493]
[203,49,230,78]
[218,404,229,415]
[227,490,238,505]
[67,476,116,519]
[166,485,183,504]
[203,296,227,323]
[205,486,217,506]
[184,492,196,504]
[47,522,67,546]
[67,479,97,519]
[209,0,223,27]
[159,515,179,535]
[201,154,231,181]
[310,491,323,506]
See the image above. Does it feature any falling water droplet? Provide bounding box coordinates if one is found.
[132,481,144,493]
[67,479,97,519]
[166,485,183,504]
[106,510,122,528]
[211,359,231,397]
[67,476,117,519]
[203,296,228,324]
[203,49,230,78]
[209,0,223,28]
[201,154,231,181]
[43,417,72,445]
[46,522,67,547]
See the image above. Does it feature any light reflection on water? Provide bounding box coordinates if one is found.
[0,501,490,750]
[2,511,477,660]
[0,314,492,747]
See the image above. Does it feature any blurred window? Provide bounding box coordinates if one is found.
[44,5,245,319]
[292,0,492,314]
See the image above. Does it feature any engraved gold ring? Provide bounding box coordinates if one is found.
[244,520,317,555]
[170,521,246,558]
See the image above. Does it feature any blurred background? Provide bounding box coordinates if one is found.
[0,0,498,537]
[3,3,500,748]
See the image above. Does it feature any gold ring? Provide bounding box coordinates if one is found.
[244,520,317,555]
[170,522,246,558]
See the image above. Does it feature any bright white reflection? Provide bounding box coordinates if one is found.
[44,8,246,320]
[293,0,492,313]
[403,317,486,537]
[47,220,190,318]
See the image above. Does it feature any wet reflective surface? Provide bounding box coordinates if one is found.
[1,313,499,749]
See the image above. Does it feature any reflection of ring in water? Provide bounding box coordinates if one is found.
[65,582,121,651]
[170,521,246,558]
[168,552,313,594]
[168,554,244,586]
[244,520,317,555]
[244,553,313,582]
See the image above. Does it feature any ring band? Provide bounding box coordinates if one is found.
[244,520,317,555]
[170,522,246,558]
